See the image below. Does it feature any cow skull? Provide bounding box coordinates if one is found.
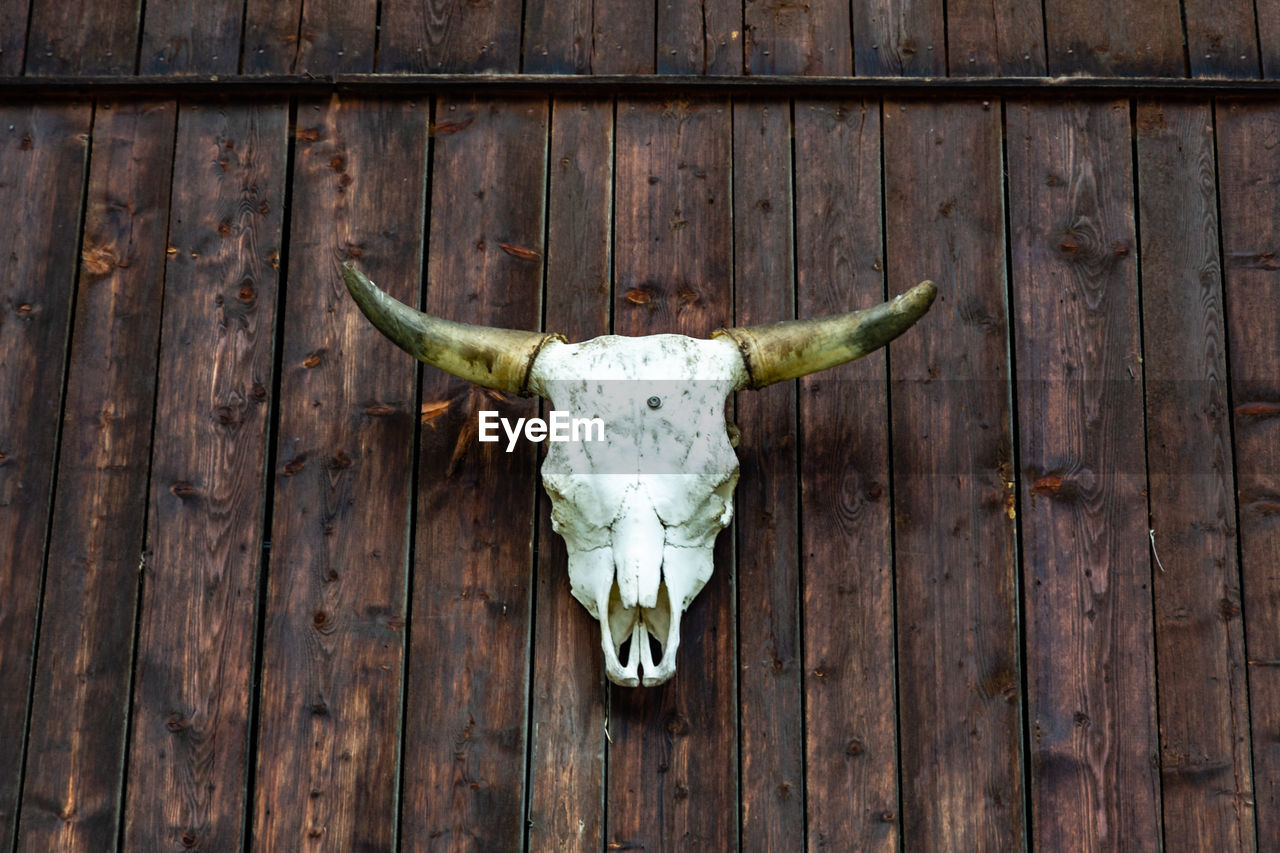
[344,264,935,686]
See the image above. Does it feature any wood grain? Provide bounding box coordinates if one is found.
[1007,99,1161,851]
[1043,0,1184,76]
[655,0,741,74]
[242,0,304,73]
[945,0,1046,75]
[522,0,595,74]
[607,97,737,852]
[381,0,523,72]
[1216,99,1280,851]
[252,96,424,851]
[884,98,1024,851]
[1182,0,1260,78]
[398,96,547,851]
[0,0,29,74]
[0,102,91,849]
[853,0,945,76]
[1261,0,1280,78]
[794,100,898,852]
[732,99,804,852]
[295,0,377,73]
[525,97,612,853]
[138,0,244,74]
[590,0,656,73]
[11,100,172,853]
[122,101,288,851]
[743,0,852,75]
[25,0,140,74]
[1136,99,1256,852]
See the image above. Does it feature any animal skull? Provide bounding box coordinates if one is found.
[344,264,935,686]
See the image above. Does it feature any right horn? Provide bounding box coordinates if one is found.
[713,280,937,390]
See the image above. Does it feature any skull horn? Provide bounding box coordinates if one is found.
[342,263,564,396]
[713,280,937,390]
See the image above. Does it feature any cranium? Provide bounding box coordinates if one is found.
[344,264,935,686]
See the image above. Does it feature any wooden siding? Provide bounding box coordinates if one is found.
[1,93,1274,851]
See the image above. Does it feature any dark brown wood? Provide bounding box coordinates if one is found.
[853,0,945,76]
[17,99,175,853]
[743,0,853,75]
[590,0,655,73]
[884,98,1024,851]
[656,0,741,74]
[945,0,1046,75]
[1043,0,1185,76]
[138,0,244,74]
[295,0,376,73]
[242,0,303,73]
[525,97,612,853]
[0,101,91,849]
[1216,98,1280,851]
[398,96,547,851]
[0,0,28,74]
[1007,99,1162,850]
[252,96,423,850]
[732,99,804,852]
[1136,99,1256,852]
[606,97,736,851]
[794,99,898,852]
[381,0,523,72]
[122,101,288,851]
[1261,0,1280,78]
[1182,0,1260,78]
[25,0,140,75]
[522,0,595,74]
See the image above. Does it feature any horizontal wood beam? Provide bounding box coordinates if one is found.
[5,73,1280,99]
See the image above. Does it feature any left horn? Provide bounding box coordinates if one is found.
[713,280,937,390]
[343,263,563,396]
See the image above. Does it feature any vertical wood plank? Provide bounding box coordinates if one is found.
[606,97,736,852]
[122,101,288,851]
[1182,0,1260,78]
[656,0,741,74]
[883,98,1024,852]
[17,99,175,853]
[242,0,303,73]
[0,0,29,74]
[1260,0,1280,77]
[1217,99,1280,851]
[0,103,90,848]
[1043,0,1184,76]
[733,99,804,852]
[525,97,612,853]
[252,96,423,851]
[380,0,523,72]
[591,0,655,73]
[853,0,945,76]
[522,0,594,73]
[25,0,140,74]
[138,0,244,74]
[1136,99,1256,853]
[742,0,852,75]
[1007,99,1162,851]
[398,96,547,851]
[794,100,897,852]
[945,0,1046,75]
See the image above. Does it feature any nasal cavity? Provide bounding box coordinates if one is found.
[612,498,664,610]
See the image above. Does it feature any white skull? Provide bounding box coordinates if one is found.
[530,335,745,686]
[341,264,935,687]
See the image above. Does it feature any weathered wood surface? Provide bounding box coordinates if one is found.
[1136,99,1256,851]
[251,96,422,850]
[0,0,29,75]
[732,99,804,851]
[1042,0,1184,76]
[138,0,243,75]
[5,90,1280,853]
[945,0,1046,75]
[399,97,548,851]
[794,99,898,851]
[381,0,523,72]
[743,0,852,76]
[884,99,1024,851]
[853,0,946,76]
[1007,99,1161,850]
[24,0,139,75]
[525,97,612,853]
[0,101,90,849]
[655,0,740,75]
[1217,99,1280,851]
[1182,0,1261,78]
[16,99,175,853]
[123,100,288,851]
[607,97,738,851]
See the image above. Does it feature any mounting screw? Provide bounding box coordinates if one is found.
[646,396,662,409]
